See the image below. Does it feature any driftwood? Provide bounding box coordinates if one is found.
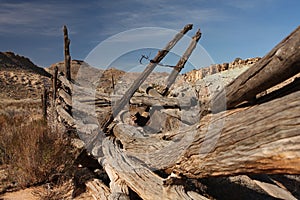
[213,26,300,111]
[101,24,193,132]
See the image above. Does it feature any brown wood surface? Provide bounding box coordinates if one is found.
[112,89,300,176]
[102,137,208,200]
[213,26,300,112]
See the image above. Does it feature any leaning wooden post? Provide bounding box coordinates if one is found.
[102,24,193,132]
[52,66,58,101]
[63,25,71,81]
[162,29,202,96]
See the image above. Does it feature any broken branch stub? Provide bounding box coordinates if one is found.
[101,24,193,132]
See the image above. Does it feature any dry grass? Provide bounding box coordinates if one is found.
[0,113,75,189]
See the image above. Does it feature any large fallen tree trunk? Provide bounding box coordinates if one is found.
[113,87,300,177]
[213,26,300,111]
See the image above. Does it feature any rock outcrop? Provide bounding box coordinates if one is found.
[0,52,50,77]
[184,57,261,84]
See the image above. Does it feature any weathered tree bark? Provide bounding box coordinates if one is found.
[113,89,300,176]
[63,25,71,81]
[85,179,111,200]
[173,92,300,178]
[101,24,193,132]
[213,26,300,111]
[101,137,209,200]
[162,29,202,95]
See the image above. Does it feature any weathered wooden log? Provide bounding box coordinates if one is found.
[162,29,202,95]
[58,88,72,107]
[85,179,111,200]
[101,24,193,132]
[213,26,300,112]
[101,137,209,200]
[56,104,75,127]
[113,89,300,176]
[58,74,73,91]
[253,178,297,200]
[63,25,71,81]
[130,95,193,108]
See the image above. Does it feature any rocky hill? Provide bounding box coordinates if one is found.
[0,52,50,77]
[0,52,51,100]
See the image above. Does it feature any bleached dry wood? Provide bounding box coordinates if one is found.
[101,137,208,200]
[213,26,300,111]
[58,88,72,107]
[58,74,73,91]
[130,95,192,108]
[113,89,300,176]
[173,90,300,178]
[85,179,111,200]
[56,104,75,127]
[253,179,297,200]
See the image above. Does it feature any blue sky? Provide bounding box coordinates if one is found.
[0,0,299,70]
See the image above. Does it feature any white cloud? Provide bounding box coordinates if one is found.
[0,2,85,36]
[92,1,229,39]
[225,0,276,10]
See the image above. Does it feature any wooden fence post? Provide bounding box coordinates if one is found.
[63,25,71,81]
[42,87,48,121]
[52,66,58,101]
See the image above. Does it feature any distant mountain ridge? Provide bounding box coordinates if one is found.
[0,51,50,77]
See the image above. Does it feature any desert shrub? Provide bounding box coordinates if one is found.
[0,114,75,188]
